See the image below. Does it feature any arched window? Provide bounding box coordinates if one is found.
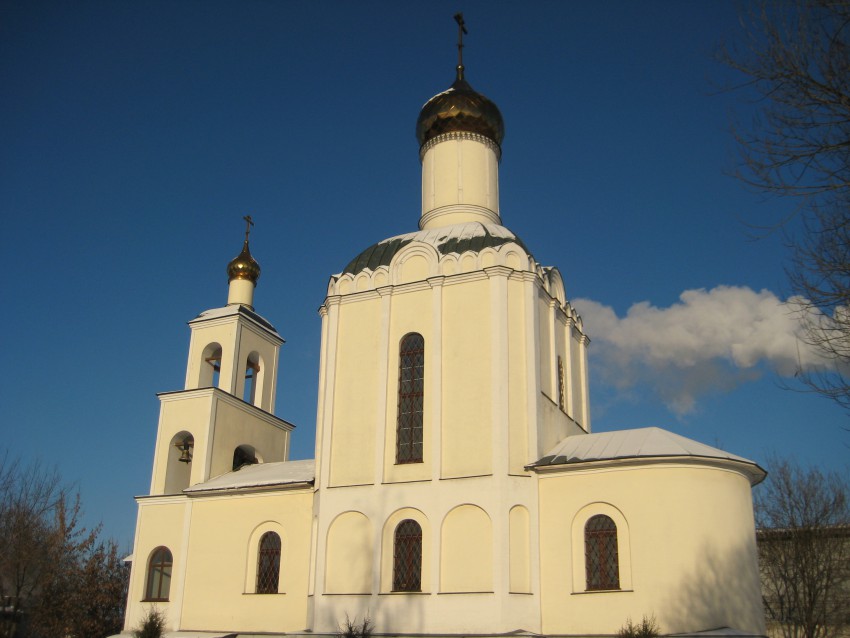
[145,546,173,601]
[585,514,619,590]
[256,532,281,594]
[392,519,422,592]
[396,333,424,464]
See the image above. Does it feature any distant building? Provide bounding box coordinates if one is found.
[757,525,850,638]
[120,37,767,638]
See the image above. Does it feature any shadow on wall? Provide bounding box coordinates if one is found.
[661,538,765,635]
[316,508,427,635]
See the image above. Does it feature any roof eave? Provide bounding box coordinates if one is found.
[527,454,767,486]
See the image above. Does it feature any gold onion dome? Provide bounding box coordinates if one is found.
[227,240,261,285]
[416,67,504,150]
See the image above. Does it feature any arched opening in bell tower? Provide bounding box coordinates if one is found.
[243,351,263,406]
[164,431,194,493]
[200,342,222,389]
[233,444,261,471]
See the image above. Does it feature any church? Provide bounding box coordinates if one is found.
[121,23,767,638]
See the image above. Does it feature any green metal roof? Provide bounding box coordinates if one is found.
[341,222,532,276]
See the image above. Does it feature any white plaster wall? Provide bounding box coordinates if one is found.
[179,489,314,632]
[125,498,190,633]
[538,462,765,636]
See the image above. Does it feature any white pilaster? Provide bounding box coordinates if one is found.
[429,277,444,482]
[375,287,393,483]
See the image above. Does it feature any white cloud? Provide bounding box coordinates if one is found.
[573,286,829,416]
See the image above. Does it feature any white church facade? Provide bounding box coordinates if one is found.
[121,31,767,638]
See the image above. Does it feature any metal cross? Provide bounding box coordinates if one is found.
[454,13,467,75]
[243,215,254,242]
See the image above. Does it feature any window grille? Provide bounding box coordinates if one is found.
[396,333,424,463]
[256,532,281,594]
[585,514,619,590]
[145,546,173,601]
[392,519,422,592]
[558,356,566,411]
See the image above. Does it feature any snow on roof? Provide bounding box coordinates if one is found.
[184,458,315,494]
[341,222,531,276]
[188,304,280,338]
[533,427,765,484]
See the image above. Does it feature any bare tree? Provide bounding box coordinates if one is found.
[755,458,850,638]
[0,456,70,638]
[721,1,850,409]
[0,454,128,638]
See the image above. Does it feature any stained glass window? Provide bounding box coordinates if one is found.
[256,532,281,594]
[397,333,424,464]
[392,519,422,592]
[585,514,619,590]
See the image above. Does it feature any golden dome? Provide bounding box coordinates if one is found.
[227,240,261,285]
[416,68,504,150]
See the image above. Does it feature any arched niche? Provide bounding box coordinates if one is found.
[440,504,493,593]
[509,505,532,593]
[325,511,373,594]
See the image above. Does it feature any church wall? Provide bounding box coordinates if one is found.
[383,287,433,484]
[178,489,313,632]
[440,504,493,592]
[536,289,553,403]
[185,323,236,391]
[328,297,381,487]
[207,397,290,478]
[184,316,281,411]
[230,322,280,411]
[569,327,585,428]
[538,462,765,636]
[441,278,492,478]
[325,511,373,593]
[151,394,213,494]
[310,476,541,636]
[125,498,190,633]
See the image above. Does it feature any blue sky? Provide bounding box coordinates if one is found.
[1,0,846,547]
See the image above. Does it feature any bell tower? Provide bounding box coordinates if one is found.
[148,219,293,496]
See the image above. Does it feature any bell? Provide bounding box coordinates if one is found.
[176,439,193,463]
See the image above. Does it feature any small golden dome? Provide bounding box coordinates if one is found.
[227,240,261,285]
[416,68,504,149]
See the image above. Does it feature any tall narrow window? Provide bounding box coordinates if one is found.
[145,546,173,601]
[392,519,422,592]
[557,356,566,411]
[585,515,619,591]
[396,333,424,464]
[256,532,281,594]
